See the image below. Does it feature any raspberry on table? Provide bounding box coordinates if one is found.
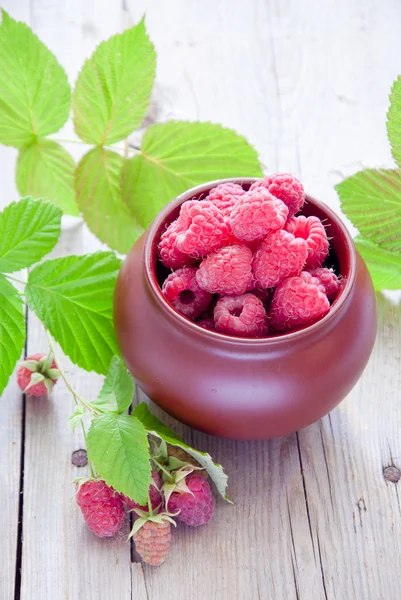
[76,479,125,538]
[122,471,163,512]
[175,200,232,257]
[168,473,215,527]
[133,519,172,567]
[270,273,330,332]
[158,220,197,269]
[252,229,308,288]
[250,173,305,217]
[207,182,245,215]
[230,188,288,242]
[214,293,269,337]
[307,267,339,301]
[285,215,329,268]
[196,245,253,295]
[162,266,212,319]
[16,352,59,397]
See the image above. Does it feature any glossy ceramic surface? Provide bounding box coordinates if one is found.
[114,179,377,440]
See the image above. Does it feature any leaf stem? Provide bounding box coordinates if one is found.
[151,457,172,480]
[45,330,98,415]
[51,137,125,152]
[45,330,97,476]
[79,420,95,478]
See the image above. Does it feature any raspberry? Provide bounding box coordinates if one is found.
[230,188,288,242]
[76,479,125,538]
[158,220,196,269]
[214,293,269,337]
[168,473,215,527]
[175,200,231,257]
[270,273,330,332]
[197,316,215,331]
[247,285,272,306]
[285,216,329,268]
[16,352,59,397]
[207,182,245,215]
[196,245,253,295]
[307,267,339,301]
[133,518,172,566]
[122,471,163,512]
[162,266,212,319]
[250,173,305,217]
[252,229,308,289]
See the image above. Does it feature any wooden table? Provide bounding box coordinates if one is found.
[1,1,401,598]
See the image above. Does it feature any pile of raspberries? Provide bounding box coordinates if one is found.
[159,174,340,337]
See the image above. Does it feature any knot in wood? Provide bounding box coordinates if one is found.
[71,449,88,467]
[383,466,400,483]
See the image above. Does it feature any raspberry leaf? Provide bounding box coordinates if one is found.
[387,77,401,169]
[72,18,156,145]
[75,147,144,253]
[87,413,151,505]
[0,275,25,396]
[16,139,78,216]
[121,120,263,228]
[354,237,401,290]
[69,405,86,431]
[92,356,134,414]
[336,169,401,252]
[133,402,231,502]
[0,10,70,148]
[0,198,62,273]
[25,252,121,374]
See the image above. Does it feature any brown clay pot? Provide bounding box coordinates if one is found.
[114,179,377,440]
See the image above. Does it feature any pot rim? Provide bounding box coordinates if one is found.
[143,177,356,346]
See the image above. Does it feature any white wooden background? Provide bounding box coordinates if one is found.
[1,1,401,599]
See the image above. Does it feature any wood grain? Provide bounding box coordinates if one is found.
[0,375,23,599]
[0,4,30,597]
[0,0,400,598]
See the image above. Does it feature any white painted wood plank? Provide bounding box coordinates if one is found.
[20,227,133,600]
[0,379,23,599]
[16,2,136,599]
[298,295,401,600]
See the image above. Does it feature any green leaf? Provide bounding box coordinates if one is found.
[121,120,263,228]
[75,147,144,253]
[25,252,122,374]
[69,405,86,431]
[16,139,79,216]
[92,356,134,414]
[387,76,401,169]
[87,413,151,504]
[133,402,231,501]
[72,18,156,145]
[0,197,62,273]
[0,275,25,396]
[355,237,401,291]
[0,10,70,148]
[336,169,401,252]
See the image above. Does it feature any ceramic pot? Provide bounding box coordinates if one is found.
[114,179,377,440]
